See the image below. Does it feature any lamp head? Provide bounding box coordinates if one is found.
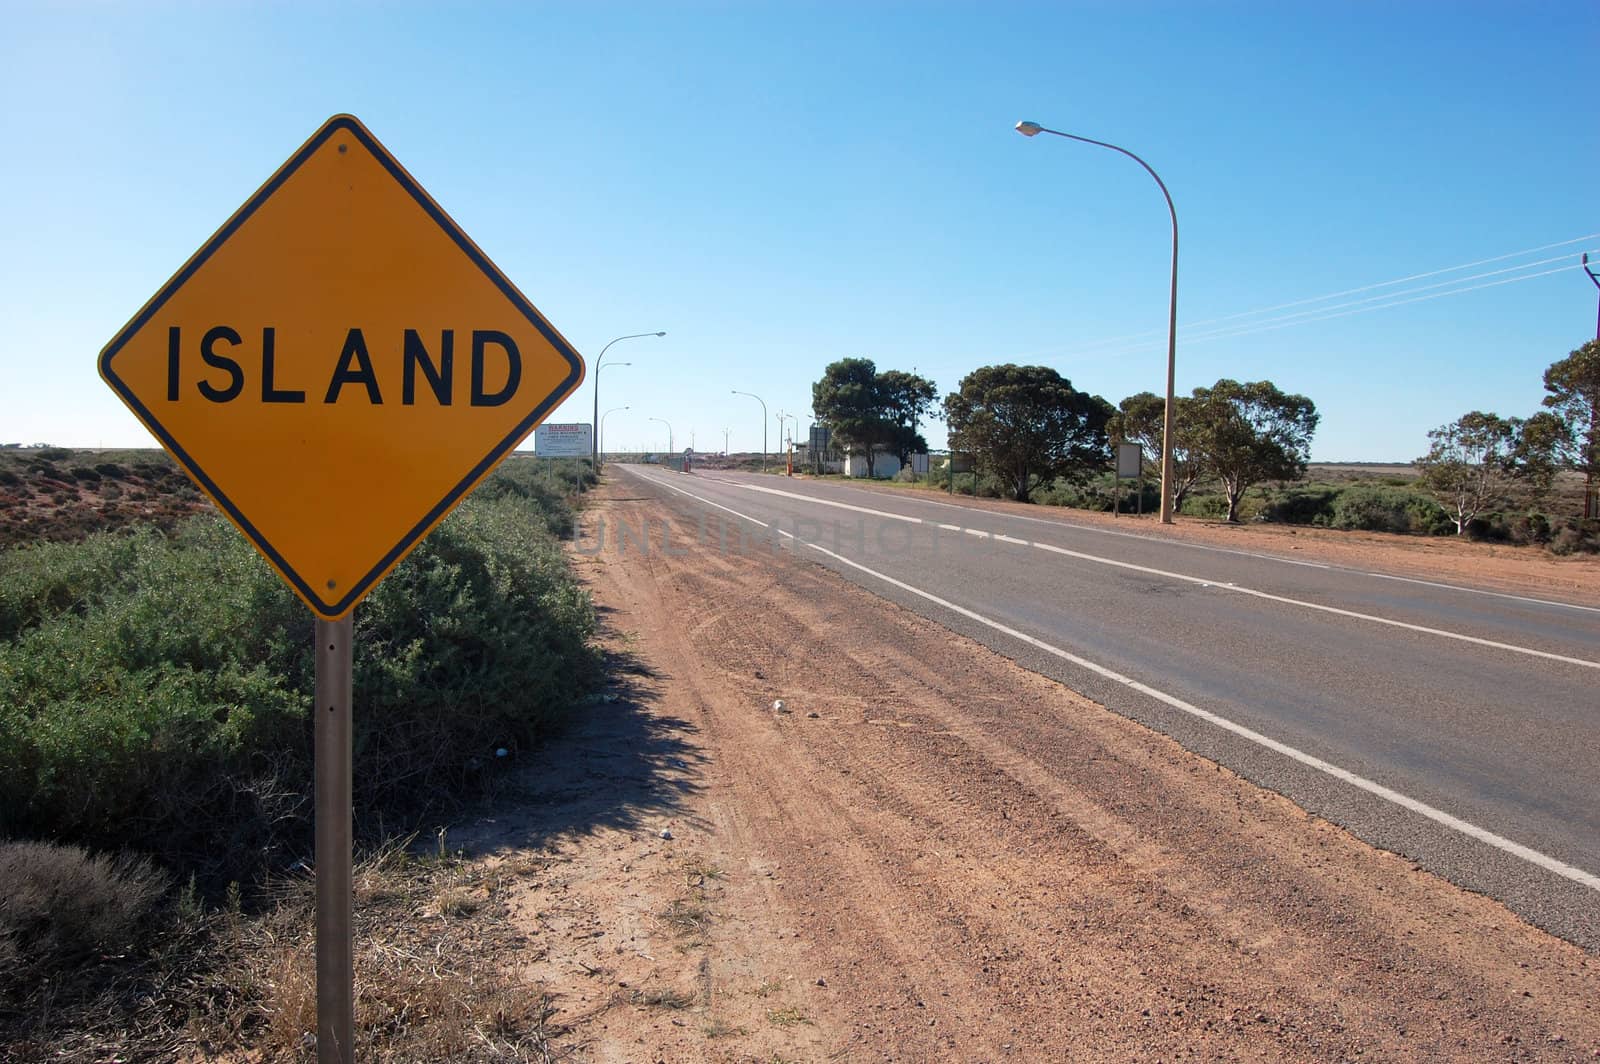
[1015,120,1043,137]
[655,331,666,337]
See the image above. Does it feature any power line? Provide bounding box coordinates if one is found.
[1075,261,1587,360]
[1051,233,1600,356]
[1176,251,1596,346]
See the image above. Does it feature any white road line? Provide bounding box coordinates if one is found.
[718,474,1600,612]
[631,467,1600,895]
[721,478,1600,671]
[1360,571,1600,615]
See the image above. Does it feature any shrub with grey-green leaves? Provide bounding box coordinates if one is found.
[0,468,599,887]
[1329,484,1449,535]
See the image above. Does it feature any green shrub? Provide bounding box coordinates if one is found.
[975,473,1008,499]
[1257,485,1340,526]
[1329,484,1447,535]
[0,526,164,640]
[471,456,594,537]
[1180,493,1230,520]
[0,467,599,887]
[1031,477,1084,508]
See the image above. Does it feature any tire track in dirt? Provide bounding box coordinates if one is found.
[532,484,1600,1061]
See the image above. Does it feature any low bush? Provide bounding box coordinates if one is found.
[1544,519,1599,555]
[975,473,1008,499]
[1031,477,1087,508]
[1180,493,1231,520]
[472,456,594,538]
[0,841,172,996]
[0,465,600,888]
[1256,485,1340,526]
[1329,484,1448,535]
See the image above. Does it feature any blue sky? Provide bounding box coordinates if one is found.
[3,2,1596,461]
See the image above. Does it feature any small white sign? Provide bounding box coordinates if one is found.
[534,422,593,457]
[1115,442,1143,479]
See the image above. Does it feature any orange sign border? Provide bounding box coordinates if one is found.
[98,114,586,618]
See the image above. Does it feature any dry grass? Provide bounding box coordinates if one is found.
[2,839,567,1063]
[680,854,725,886]
[703,1018,747,1039]
[196,846,563,1062]
[435,886,482,918]
[654,852,721,953]
[766,1005,811,1028]
[627,987,695,1011]
[659,897,713,939]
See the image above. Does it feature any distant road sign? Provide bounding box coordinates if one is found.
[1116,442,1143,479]
[99,114,585,619]
[949,454,975,474]
[534,423,593,457]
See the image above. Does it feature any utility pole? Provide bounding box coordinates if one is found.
[1582,254,1599,519]
[723,427,731,456]
[1585,253,1599,343]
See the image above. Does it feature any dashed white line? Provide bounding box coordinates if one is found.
[632,467,1600,895]
[721,477,1600,671]
[717,474,1600,611]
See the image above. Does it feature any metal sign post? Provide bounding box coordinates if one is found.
[97,114,587,1058]
[314,615,354,1063]
[1114,442,1143,519]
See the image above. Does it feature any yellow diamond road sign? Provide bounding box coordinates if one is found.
[99,114,586,619]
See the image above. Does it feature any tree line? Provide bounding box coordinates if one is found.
[1413,339,1600,533]
[813,357,1320,521]
[813,339,1600,538]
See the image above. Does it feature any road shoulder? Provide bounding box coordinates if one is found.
[461,480,1599,1061]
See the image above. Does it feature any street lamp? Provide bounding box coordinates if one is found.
[647,416,674,457]
[1016,119,1179,524]
[731,390,768,473]
[777,412,798,476]
[601,405,629,460]
[592,332,665,469]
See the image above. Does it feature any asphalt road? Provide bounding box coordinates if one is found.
[615,464,1600,951]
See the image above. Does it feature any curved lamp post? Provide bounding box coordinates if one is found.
[600,405,629,460]
[592,332,664,469]
[1016,119,1178,524]
[647,416,674,457]
[731,389,768,472]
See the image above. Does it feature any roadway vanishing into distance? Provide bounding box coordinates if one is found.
[615,464,1600,951]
